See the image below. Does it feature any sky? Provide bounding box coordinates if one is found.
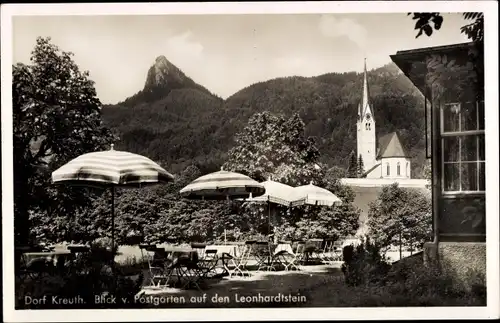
[12,13,470,104]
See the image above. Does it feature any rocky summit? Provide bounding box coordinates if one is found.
[144,56,187,90]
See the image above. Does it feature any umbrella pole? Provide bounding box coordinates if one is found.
[111,186,115,262]
[268,201,271,240]
[225,195,229,245]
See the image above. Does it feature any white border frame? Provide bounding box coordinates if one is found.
[2,1,499,321]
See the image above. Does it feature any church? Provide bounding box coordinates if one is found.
[340,59,428,239]
[356,59,412,179]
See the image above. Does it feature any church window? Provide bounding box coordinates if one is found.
[406,162,409,177]
[397,162,401,176]
[386,163,390,176]
[365,123,368,130]
[441,101,485,193]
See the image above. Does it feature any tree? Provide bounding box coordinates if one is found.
[13,37,115,246]
[224,111,360,240]
[288,166,360,241]
[366,183,432,254]
[405,12,484,115]
[223,111,322,186]
[409,12,484,42]
[347,152,358,178]
[357,154,364,177]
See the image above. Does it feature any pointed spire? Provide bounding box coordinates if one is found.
[361,58,370,116]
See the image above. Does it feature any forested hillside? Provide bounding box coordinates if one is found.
[102,57,428,177]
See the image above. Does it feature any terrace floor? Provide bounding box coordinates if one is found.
[135,264,346,308]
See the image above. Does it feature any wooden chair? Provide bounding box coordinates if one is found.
[139,244,170,289]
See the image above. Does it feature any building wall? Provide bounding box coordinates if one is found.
[424,241,486,290]
[340,178,428,188]
[357,116,376,170]
[380,157,411,179]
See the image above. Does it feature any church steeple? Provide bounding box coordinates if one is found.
[356,58,376,173]
[360,58,373,118]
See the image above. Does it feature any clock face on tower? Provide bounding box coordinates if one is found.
[366,113,371,120]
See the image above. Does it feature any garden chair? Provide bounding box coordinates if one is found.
[190,242,220,277]
[292,240,307,264]
[320,240,334,263]
[254,241,275,271]
[197,248,222,278]
[190,242,207,259]
[331,241,344,261]
[139,244,170,289]
[165,252,205,291]
[221,243,252,277]
[303,239,323,264]
[273,241,300,271]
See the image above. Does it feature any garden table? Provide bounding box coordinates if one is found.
[23,250,71,266]
[205,244,249,277]
[205,245,238,257]
[21,250,72,278]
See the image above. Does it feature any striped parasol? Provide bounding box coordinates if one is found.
[241,178,300,239]
[291,182,342,207]
[242,179,299,207]
[179,167,265,200]
[52,144,174,251]
[180,168,265,244]
[52,145,173,186]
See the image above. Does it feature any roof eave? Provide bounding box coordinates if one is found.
[379,155,409,159]
[389,41,479,97]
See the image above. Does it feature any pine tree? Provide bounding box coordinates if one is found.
[358,155,364,177]
[347,153,358,178]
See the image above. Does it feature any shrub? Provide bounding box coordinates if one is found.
[384,262,486,306]
[342,238,391,287]
[340,244,487,306]
[16,245,144,309]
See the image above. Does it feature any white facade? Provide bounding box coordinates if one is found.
[340,177,428,188]
[380,157,411,179]
[356,113,376,171]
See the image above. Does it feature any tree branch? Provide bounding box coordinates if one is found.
[32,138,50,162]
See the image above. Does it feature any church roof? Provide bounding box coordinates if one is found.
[361,163,381,178]
[358,58,374,119]
[377,132,408,158]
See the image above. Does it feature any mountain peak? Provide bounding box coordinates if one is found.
[154,55,170,66]
[144,55,186,90]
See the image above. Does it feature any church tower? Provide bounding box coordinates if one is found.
[356,59,376,172]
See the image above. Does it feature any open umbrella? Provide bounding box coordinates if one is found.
[291,182,342,207]
[180,167,265,243]
[52,144,174,251]
[241,179,299,239]
[243,179,299,207]
[180,168,265,200]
